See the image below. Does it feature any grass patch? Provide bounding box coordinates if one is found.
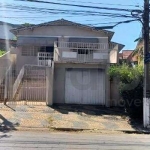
[0,50,6,56]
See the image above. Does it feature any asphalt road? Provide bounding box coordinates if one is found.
[0,131,150,150]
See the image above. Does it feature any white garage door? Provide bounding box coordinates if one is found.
[65,69,105,105]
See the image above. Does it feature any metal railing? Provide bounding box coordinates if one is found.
[12,66,25,100]
[0,65,47,106]
[54,42,108,63]
[37,52,53,66]
[56,41,108,51]
[19,65,47,104]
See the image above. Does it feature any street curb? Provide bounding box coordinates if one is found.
[121,130,150,134]
[50,127,150,134]
[1,126,150,134]
[0,126,50,132]
[16,127,50,131]
[50,127,87,132]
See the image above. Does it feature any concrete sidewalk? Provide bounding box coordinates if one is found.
[0,104,148,133]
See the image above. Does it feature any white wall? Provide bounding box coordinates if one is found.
[143,98,150,128]
[109,45,119,64]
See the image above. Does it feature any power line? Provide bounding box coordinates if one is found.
[0,4,136,19]
[0,14,140,27]
[0,0,143,25]
[55,0,140,7]
[0,3,134,14]
[15,0,141,12]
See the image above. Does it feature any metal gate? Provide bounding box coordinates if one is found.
[0,65,17,105]
[0,65,47,106]
[17,65,47,105]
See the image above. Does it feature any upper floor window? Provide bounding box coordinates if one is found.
[39,46,54,53]
[22,46,39,56]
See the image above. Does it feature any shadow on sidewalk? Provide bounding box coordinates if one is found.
[52,104,126,116]
[51,104,145,132]
[0,114,19,133]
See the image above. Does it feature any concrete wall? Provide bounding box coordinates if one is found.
[14,47,38,73]
[110,45,119,64]
[46,63,54,106]
[53,63,106,104]
[110,78,120,106]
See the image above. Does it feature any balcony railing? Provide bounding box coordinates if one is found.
[37,52,53,66]
[38,42,117,66]
[56,41,108,51]
[54,42,108,63]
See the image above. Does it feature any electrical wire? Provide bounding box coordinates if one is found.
[0,0,143,26]
[0,3,138,19]
[0,8,135,20]
[50,0,141,7]
[14,0,141,12]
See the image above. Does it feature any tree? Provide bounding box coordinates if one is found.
[108,64,143,118]
[21,23,33,27]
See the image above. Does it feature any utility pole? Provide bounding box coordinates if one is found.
[143,0,150,127]
[144,0,149,97]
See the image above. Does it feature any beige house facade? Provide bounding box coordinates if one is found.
[8,19,124,106]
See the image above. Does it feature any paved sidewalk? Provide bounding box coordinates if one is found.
[0,104,147,132]
[0,104,53,130]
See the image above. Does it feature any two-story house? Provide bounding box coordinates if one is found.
[7,19,124,106]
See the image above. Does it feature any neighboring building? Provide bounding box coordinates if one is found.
[119,50,138,64]
[130,31,144,65]
[0,21,19,50]
[2,19,124,106]
[127,51,138,64]
[134,37,144,65]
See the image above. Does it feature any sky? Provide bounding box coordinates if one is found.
[0,0,143,50]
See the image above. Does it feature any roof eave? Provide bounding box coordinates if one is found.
[111,41,125,52]
[10,19,114,38]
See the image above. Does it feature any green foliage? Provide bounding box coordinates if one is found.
[0,50,6,56]
[22,23,31,26]
[121,82,143,119]
[109,63,143,85]
[109,64,143,119]
[108,64,119,81]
